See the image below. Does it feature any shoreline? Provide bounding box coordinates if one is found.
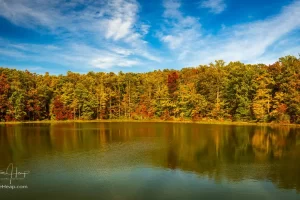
[0,119,299,127]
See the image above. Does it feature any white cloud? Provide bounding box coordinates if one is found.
[0,0,144,41]
[163,0,182,19]
[0,0,162,70]
[1,0,300,72]
[0,39,143,70]
[159,0,201,55]
[64,43,141,69]
[140,24,150,36]
[0,48,27,58]
[100,0,139,41]
[160,0,300,67]
[204,0,300,63]
[200,0,227,14]
[110,46,133,56]
[90,57,140,69]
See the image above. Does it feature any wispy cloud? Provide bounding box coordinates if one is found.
[199,0,227,14]
[100,0,139,41]
[0,0,161,70]
[204,0,300,63]
[159,0,201,60]
[0,0,150,46]
[0,39,144,70]
[0,0,300,72]
[160,0,300,66]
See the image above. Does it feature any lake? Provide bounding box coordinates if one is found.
[0,122,300,199]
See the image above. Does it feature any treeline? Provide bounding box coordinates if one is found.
[0,55,299,123]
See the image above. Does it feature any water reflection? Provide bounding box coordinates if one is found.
[0,122,300,193]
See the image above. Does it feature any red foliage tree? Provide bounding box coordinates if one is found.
[52,96,73,120]
[0,73,10,121]
[167,71,179,98]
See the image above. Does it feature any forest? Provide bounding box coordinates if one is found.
[0,55,299,123]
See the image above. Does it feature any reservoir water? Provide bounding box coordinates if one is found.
[0,122,300,199]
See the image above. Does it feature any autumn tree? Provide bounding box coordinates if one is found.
[167,71,179,99]
[0,73,10,121]
[0,54,299,123]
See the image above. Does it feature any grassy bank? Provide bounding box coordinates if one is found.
[1,119,299,127]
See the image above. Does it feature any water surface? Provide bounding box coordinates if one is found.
[0,122,300,199]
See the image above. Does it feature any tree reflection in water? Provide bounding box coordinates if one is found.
[0,122,299,191]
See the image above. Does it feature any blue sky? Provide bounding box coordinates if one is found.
[0,0,299,74]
